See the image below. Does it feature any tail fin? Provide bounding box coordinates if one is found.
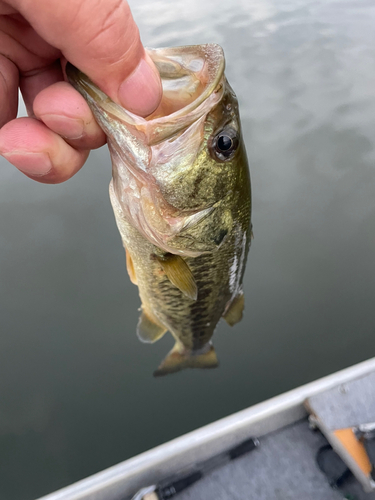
[154,343,218,377]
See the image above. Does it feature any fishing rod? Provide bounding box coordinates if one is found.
[130,436,259,500]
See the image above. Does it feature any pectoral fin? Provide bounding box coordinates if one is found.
[154,343,218,377]
[156,254,197,300]
[137,309,167,344]
[125,249,137,285]
[223,292,245,326]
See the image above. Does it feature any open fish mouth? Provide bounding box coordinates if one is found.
[66,44,227,256]
[66,44,225,144]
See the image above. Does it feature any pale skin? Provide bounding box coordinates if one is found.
[0,0,162,183]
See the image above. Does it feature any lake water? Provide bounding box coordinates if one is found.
[1,0,375,498]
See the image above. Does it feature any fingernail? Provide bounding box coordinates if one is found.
[2,152,52,176]
[39,114,84,140]
[118,56,162,117]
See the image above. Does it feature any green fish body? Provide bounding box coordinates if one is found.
[67,44,251,376]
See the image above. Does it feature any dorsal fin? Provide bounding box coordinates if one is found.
[223,292,245,326]
[137,309,167,344]
[156,254,198,300]
[154,342,218,377]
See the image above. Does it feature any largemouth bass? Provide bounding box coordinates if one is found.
[66,44,251,376]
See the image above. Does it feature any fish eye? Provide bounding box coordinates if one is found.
[217,135,233,151]
[212,128,239,161]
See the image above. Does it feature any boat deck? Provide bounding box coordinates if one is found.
[178,418,374,500]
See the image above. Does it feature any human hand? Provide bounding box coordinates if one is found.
[0,0,162,183]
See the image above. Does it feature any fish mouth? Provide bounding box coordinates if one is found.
[147,44,225,120]
[66,45,226,256]
[66,44,225,145]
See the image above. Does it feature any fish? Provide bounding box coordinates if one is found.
[66,44,251,376]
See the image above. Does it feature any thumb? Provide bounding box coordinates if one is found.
[12,0,162,116]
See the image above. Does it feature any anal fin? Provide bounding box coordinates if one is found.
[156,254,197,300]
[154,343,218,377]
[137,309,167,344]
[223,292,245,326]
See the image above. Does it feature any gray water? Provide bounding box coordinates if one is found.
[1,0,375,498]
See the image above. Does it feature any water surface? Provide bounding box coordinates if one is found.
[1,1,375,498]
